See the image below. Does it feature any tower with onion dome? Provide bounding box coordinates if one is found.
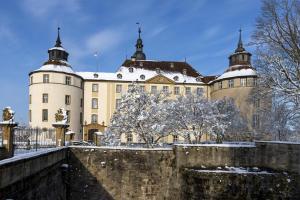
[28,28,83,139]
[209,29,259,131]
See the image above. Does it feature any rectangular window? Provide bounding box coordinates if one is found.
[127,134,133,143]
[42,109,48,122]
[92,84,98,92]
[42,93,48,103]
[116,99,121,109]
[29,95,32,104]
[218,81,223,89]
[196,87,203,95]
[43,74,49,83]
[254,99,260,108]
[80,112,83,124]
[228,79,234,88]
[140,85,145,92]
[173,135,178,143]
[253,78,257,86]
[163,86,169,93]
[116,84,122,93]
[151,86,157,94]
[240,78,247,87]
[30,76,33,84]
[65,76,71,85]
[252,114,260,128]
[29,110,32,122]
[174,86,180,95]
[80,98,83,107]
[66,110,70,123]
[128,84,133,91]
[91,114,98,123]
[65,95,71,105]
[92,98,98,109]
[185,87,191,95]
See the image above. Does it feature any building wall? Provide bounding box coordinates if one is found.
[210,77,257,127]
[29,71,83,138]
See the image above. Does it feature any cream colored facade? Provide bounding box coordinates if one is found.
[29,29,258,142]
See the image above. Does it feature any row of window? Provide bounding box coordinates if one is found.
[29,94,73,105]
[108,84,204,95]
[30,74,73,86]
[215,78,257,90]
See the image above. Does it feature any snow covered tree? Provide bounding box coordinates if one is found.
[168,94,245,143]
[108,83,175,147]
[252,0,300,117]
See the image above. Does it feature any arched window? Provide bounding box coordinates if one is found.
[117,73,122,79]
[140,74,145,80]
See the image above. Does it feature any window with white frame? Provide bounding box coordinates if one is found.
[218,81,223,89]
[91,114,98,124]
[140,85,145,92]
[116,99,121,109]
[42,109,48,121]
[65,95,71,105]
[43,74,49,83]
[92,84,98,92]
[66,110,70,123]
[163,86,169,93]
[127,134,133,143]
[116,84,122,93]
[92,98,98,109]
[65,76,71,85]
[174,86,180,95]
[252,114,260,128]
[42,93,48,103]
[151,86,157,94]
[228,79,234,88]
[196,87,203,95]
[185,87,191,95]
[240,78,247,87]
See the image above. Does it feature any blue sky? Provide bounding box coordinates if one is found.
[0,0,261,123]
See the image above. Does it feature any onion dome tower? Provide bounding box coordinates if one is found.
[131,26,146,60]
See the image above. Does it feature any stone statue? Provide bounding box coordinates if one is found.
[2,107,14,122]
[55,108,68,124]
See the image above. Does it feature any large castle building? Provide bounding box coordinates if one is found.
[29,27,258,142]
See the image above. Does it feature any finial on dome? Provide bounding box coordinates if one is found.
[55,27,62,47]
[235,28,245,52]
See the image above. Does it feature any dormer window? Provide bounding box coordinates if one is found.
[140,74,145,80]
[173,76,179,81]
[170,63,174,68]
[117,73,122,79]
[156,68,161,74]
[196,76,202,82]
[129,67,134,73]
[93,73,99,78]
[183,69,187,75]
[139,62,143,67]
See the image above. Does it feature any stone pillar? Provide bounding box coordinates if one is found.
[65,131,75,146]
[0,122,18,158]
[53,124,69,147]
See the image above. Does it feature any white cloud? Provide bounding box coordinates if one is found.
[85,29,123,53]
[21,0,80,17]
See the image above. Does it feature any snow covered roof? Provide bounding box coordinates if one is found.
[121,59,201,77]
[77,66,204,84]
[48,46,66,51]
[214,67,257,82]
[33,63,76,74]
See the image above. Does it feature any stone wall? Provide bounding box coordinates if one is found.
[68,142,300,200]
[0,148,68,200]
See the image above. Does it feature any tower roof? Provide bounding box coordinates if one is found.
[235,28,246,53]
[131,24,146,60]
[55,27,62,47]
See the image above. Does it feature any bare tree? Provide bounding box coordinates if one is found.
[252,0,300,114]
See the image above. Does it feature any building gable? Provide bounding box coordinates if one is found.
[146,74,175,84]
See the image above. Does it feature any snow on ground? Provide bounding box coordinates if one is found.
[0,147,66,166]
[175,143,255,148]
[191,167,273,174]
[69,145,173,151]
